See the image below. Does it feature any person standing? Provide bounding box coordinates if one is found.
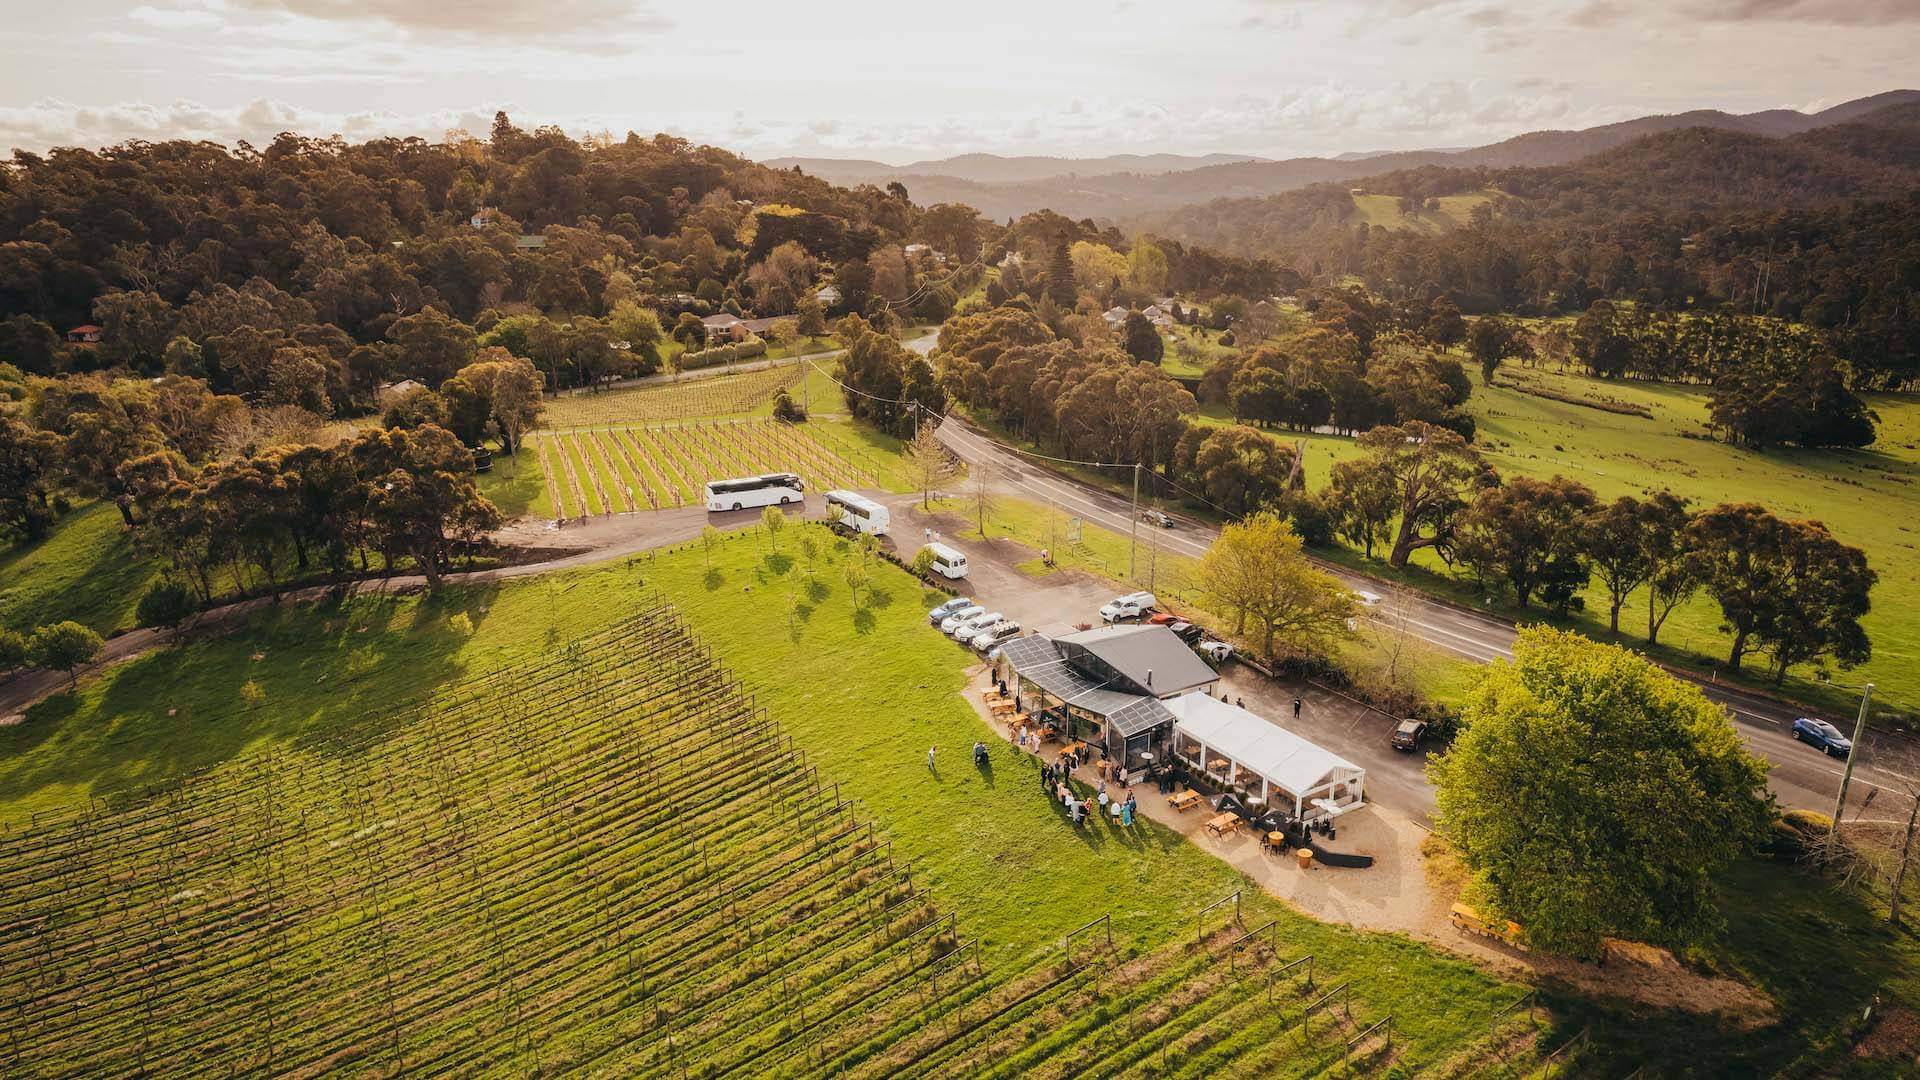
[1292,697,1303,719]
[927,744,938,771]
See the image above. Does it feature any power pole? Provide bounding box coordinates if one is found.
[1129,462,1141,580]
[1831,682,1875,834]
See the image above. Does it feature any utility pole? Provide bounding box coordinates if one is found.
[1831,682,1875,834]
[1129,462,1141,580]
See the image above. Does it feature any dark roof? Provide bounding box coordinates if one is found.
[1054,624,1218,697]
[999,634,1175,737]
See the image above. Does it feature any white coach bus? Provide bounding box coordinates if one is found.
[824,490,890,536]
[704,472,804,511]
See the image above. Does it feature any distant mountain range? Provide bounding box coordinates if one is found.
[761,151,1266,186]
[764,90,1920,223]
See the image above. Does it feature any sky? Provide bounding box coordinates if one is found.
[1,0,1916,163]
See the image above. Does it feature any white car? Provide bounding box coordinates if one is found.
[1100,591,1158,623]
[1353,589,1383,607]
[1196,640,1234,664]
[939,605,986,634]
[950,611,1003,640]
[969,621,1022,652]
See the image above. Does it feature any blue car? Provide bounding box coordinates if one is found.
[1792,717,1852,758]
[928,597,972,626]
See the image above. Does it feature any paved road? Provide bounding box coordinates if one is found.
[932,416,1918,817]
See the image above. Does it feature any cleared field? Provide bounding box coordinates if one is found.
[0,533,1535,1076]
[1349,191,1495,233]
[538,420,882,519]
[542,364,806,429]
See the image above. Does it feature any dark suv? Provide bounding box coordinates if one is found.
[1391,719,1428,752]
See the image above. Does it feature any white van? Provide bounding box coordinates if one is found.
[923,542,969,580]
[824,489,890,536]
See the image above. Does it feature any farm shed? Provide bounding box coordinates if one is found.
[1163,692,1365,821]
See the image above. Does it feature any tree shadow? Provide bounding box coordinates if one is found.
[704,567,725,591]
[852,607,876,635]
[866,586,894,609]
[805,579,830,604]
[762,552,794,575]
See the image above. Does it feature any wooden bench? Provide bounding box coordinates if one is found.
[1166,789,1202,812]
[1204,812,1243,839]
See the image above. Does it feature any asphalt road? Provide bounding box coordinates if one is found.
[933,416,1918,817]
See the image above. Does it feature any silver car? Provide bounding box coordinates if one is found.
[939,605,985,634]
[949,610,1003,640]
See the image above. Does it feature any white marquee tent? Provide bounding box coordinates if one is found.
[1163,693,1366,818]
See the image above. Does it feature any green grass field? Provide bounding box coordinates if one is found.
[0,525,1545,1075]
[1349,191,1495,233]
[0,502,155,636]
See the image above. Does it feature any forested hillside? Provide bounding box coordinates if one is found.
[1144,104,1920,386]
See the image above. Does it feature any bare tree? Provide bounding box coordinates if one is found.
[901,424,957,509]
[966,462,999,538]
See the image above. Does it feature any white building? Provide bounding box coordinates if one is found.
[1163,693,1366,820]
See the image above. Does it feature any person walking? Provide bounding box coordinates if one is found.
[927,744,938,771]
[1292,697,1303,719]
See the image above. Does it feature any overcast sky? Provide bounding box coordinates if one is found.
[2,0,1915,163]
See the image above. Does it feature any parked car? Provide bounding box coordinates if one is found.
[1196,639,1234,664]
[957,617,1012,648]
[928,597,973,626]
[971,621,1023,653]
[1100,591,1158,623]
[1165,620,1204,645]
[1146,612,1182,627]
[949,610,1003,640]
[1391,719,1428,751]
[1353,589,1383,608]
[1141,509,1175,528]
[939,605,986,634]
[1792,717,1853,758]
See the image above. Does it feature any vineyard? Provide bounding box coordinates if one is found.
[542,364,806,429]
[531,419,886,520]
[0,591,1535,1078]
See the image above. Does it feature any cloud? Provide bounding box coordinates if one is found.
[127,5,223,30]
[1679,0,1920,24]
[231,0,672,41]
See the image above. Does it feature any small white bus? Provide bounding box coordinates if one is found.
[705,472,804,512]
[824,490,890,536]
[922,542,969,580]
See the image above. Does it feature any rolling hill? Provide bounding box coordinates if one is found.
[769,90,1920,223]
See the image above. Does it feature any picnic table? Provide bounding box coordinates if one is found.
[1167,788,1202,812]
[1204,812,1243,839]
[1262,831,1288,854]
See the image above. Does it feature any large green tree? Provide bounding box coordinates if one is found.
[1197,511,1355,662]
[1454,475,1597,612]
[1430,627,1773,958]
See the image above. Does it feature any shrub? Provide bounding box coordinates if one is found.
[136,579,199,635]
[0,627,26,671]
[771,390,807,422]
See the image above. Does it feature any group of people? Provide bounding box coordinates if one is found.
[1039,758,1139,827]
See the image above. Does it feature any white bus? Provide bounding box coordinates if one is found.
[824,490,890,536]
[922,542,969,580]
[705,472,804,511]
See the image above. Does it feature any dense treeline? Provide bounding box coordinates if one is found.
[926,304,1304,515]
[1149,105,1920,386]
[1319,425,1875,683]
